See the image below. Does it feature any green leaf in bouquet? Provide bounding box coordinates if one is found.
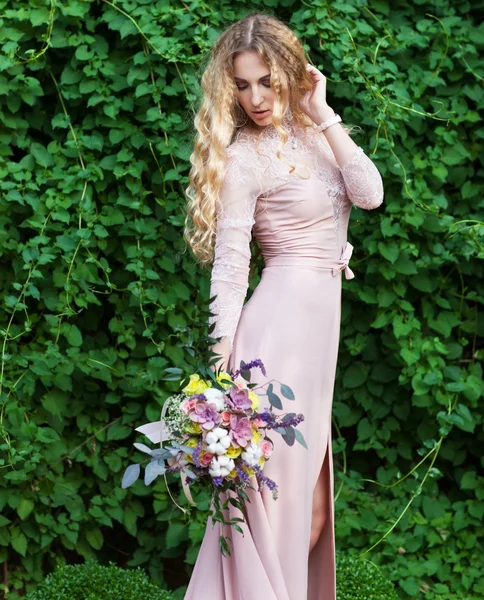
[219,534,231,557]
[160,367,184,381]
[273,427,286,434]
[239,360,251,381]
[280,383,295,400]
[151,448,173,459]
[170,441,195,455]
[282,426,296,446]
[121,464,140,488]
[267,383,283,409]
[294,428,308,449]
[182,466,196,478]
[238,488,252,503]
[144,460,166,485]
[177,444,195,455]
[133,443,153,455]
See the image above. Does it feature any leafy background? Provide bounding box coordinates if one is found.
[0,0,482,599]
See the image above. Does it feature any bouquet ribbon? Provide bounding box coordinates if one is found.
[135,401,197,513]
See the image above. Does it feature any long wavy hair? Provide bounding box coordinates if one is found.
[183,12,355,269]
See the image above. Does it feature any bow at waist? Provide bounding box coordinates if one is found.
[263,242,355,280]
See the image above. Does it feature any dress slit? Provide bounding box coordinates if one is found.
[308,424,336,600]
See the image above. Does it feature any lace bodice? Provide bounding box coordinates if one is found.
[208,118,384,355]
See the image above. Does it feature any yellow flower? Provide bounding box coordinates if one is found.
[185,422,202,434]
[258,456,265,467]
[246,467,255,477]
[226,445,242,459]
[216,370,233,390]
[182,373,211,395]
[227,468,237,479]
[185,436,199,448]
[251,428,261,444]
[249,391,260,410]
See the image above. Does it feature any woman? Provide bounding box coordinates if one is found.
[183,12,384,600]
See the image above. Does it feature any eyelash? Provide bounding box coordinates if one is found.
[237,83,271,90]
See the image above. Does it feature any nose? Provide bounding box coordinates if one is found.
[251,87,265,107]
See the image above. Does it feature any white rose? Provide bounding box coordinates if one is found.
[203,388,226,411]
[241,442,263,467]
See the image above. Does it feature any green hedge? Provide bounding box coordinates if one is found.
[337,553,399,600]
[24,554,397,600]
[24,561,174,600]
[0,1,482,599]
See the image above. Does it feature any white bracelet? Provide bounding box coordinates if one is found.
[315,113,342,132]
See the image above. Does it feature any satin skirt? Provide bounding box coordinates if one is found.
[184,264,341,600]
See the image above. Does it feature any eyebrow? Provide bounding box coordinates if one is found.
[234,73,271,83]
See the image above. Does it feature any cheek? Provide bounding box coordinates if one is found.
[236,94,250,111]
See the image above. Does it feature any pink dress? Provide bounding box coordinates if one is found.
[184,116,384,600]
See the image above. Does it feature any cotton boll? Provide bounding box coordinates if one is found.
[207,441,227,455]
[205,427,231,454]
[212,427,229,439]
[205,431,218,445]
[219,436,231,449]
[241,442,263,466]
[203,388,226,411]
[209,455,235,477]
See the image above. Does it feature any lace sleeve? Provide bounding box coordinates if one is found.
[208,146,259,356]
[339,146,384,210]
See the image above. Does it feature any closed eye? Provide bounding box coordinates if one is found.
[237,83,271,90]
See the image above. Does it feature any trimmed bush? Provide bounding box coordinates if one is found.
[337,552,398,600]
[24,561,175,600]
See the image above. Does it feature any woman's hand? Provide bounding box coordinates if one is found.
[299,63,335,125]
[209,337,231,374]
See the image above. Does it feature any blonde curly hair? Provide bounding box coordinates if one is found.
[183,11,354,268]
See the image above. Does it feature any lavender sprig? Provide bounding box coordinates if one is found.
[192,438,203,468]
[240,459,279,500]
[234,462,251,485]
[232,358,267,380]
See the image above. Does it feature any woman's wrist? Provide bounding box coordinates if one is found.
[312,105,337,125]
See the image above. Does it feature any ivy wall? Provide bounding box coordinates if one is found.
[0,1,482,599]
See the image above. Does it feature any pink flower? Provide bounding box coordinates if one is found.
[181,398,198,414]
[199,452,214,467]
[227,386,252,412]
[234,376,247,391]
[221,411,231,424]
[229,414,253,448]
[252,417,267,428]
[260,440,273,458]
[189,400,221,431]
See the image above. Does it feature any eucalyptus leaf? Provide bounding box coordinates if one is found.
[144,460,166,485]
[133,443,153,455]
[121,464,140,489]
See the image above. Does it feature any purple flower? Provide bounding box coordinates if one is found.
[229,414,253,448]
[232,359,267,380]
[189,400,221,431]
[227,386,252,412]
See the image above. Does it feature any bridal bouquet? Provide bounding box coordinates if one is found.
[121,358,307,556]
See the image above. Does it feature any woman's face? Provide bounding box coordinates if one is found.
[233,50,275,129]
